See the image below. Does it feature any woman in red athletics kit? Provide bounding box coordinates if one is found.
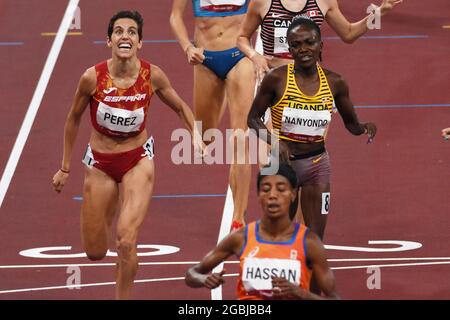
[52,10,201,299]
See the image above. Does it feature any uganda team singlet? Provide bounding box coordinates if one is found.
[192,0,248,17]
[90,60,153,138]
[261,0,324,58]
[237,221,312,300]
[271,63,334,143]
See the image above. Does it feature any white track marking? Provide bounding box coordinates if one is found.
[1,257,450,269]
[0,261,201,269]
[0,273,241,294]
[211,186,234,300]
[2,260,450,294]
[0,0,80,208]
[0,276,185,294]
[331,261,450,270]
[325,240,422,252]
[328,257,450,262]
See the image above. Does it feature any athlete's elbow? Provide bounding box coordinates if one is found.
[185,268,202,288]
[344,38,356,44]
[184,271,195,288]
[341,34,356,44]
[337,28,357,44]
[331,293,340,300]
[169,14,180,30]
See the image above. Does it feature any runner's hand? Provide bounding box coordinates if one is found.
[250,52,271,84]
[202,269,226,289]
[52,170,69,193]
[363,122,377,144]
[193,137,208,159]
[379,0,403,16]
[272,277,306,300]
[186,45,205,65]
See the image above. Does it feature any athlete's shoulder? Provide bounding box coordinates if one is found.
[79,66,97,95]
[323,67,348,91]
[219,227,247,256]
[250,0,268,12]
[267,64,289,79]
[322,67,342,81]
[305,229,326,256]
[320,0,339,10]
[149,64,164,79]
[82,65,96,78]
[260,65,288,92]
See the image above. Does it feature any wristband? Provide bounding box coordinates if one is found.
[60,168,70,174]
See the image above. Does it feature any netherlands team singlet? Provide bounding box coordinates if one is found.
[261,0,324,58]
[271,63,334,143]
[237,221,312,300]
[90,60,153,138]
[192,0,248,17]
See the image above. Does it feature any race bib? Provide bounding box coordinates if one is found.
[82,144,97,168]
[242,258,301,292]
[274,27,289,55]
[143,136,155,160]
[97,102,144,133]
[281,107,331,140]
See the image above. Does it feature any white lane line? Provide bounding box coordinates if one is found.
[328,257,450,262]
[331,261,450,270]
[0,276,186,294]
[211,185,234,300]
[2,260,450,295]
[2,257,450,269]
[0,273,242,294]
[0,0,80,208]
[0,261,201,269]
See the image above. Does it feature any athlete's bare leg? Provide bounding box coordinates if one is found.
[115,158,155,300]
[225,58,255,225]
[300,183,330,295]
[193,64,226,136]
[292,189,305,223]
[289,189,305,224]
[81,167,119,261]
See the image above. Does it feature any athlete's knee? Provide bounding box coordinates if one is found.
[116,238,136,260]
[116,229,137,261]
[85,248,107,261]
[228,129,250,163]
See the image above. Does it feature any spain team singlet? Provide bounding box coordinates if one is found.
[192,0,248,17]
[237,221,312,300]
[261,0,324,58]
[90,60,153,138]
[271,63,334,143]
